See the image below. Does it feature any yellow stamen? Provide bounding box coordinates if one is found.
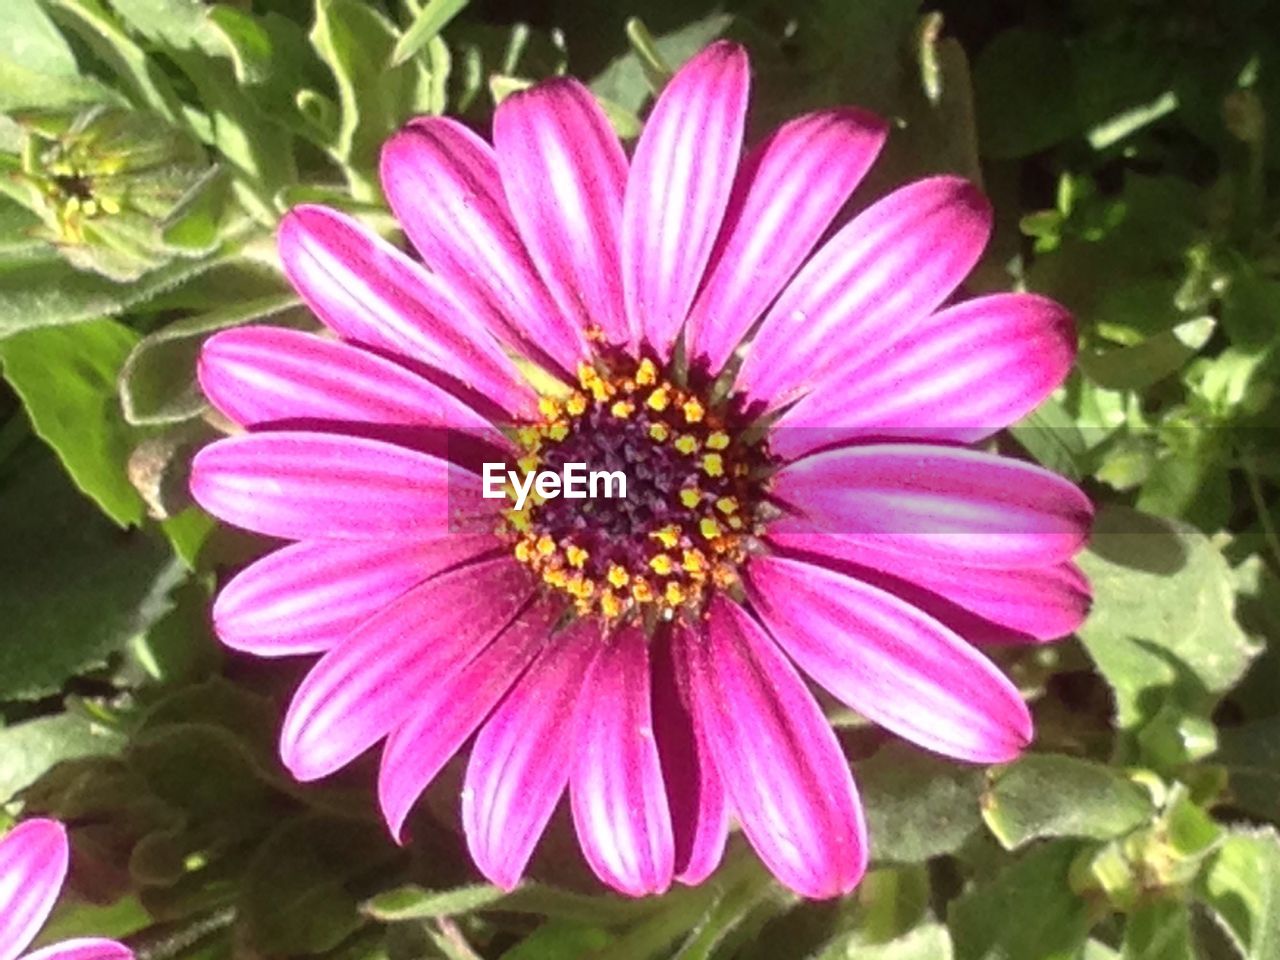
[649,422,670,442]
[647,387,670,412]
[702,453,724,477]
[607,565,630,589]
[635,358,658,385]
[682,399,705,423]
[706,431,730,451]
[674,435,698,455]
[650,553,674,576]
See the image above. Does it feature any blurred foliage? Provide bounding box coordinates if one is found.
[1,0,1279,957]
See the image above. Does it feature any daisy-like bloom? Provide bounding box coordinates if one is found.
[0,819,132,960]
[190,42,1092,898]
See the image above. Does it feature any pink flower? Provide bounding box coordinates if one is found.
[190,42,1092,899]
[0,819,132,960]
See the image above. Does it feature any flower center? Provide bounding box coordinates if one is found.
[502,357,767,624]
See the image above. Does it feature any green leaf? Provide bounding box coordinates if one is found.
[1011,397,1088,481]
[590,13,732,113]
[0,452,172,700]
[1120,901,1194,960]
[0,245,239,340]
[1076,506,1260,730]
[818,923,955,960]
[949,841,1092,960]
[118,293,305,425]
[981,754,1154,851]
[972,29,1080,158]
[0,712,126,802]
[1079,318,1216,391]
[859,742,985,863]
[43,0,188,123]
[392,0,468,67]
[500,922,613,960]
[1196,829,1280,960]
[0,319,143,525]
[311,0,440,200]
[239,815,394,955]
[0,0,114,110]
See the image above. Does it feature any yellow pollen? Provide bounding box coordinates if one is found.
[632,579,655,602]
[715,497,739,515]
[650,553,674,576]
[649,422,670,442]
[514,540,532,562]
[706,431,730,451]
[674,435,698,455]
[600,590,623,618]
[565,544,589,568]
[610,400,635,419]
[517,454,539,475]
[635,358,658,385]
[507,509,531,533]
[547,422,569,441]
[543,567,568,588]
[538,397,561,419]
[665,582,686,605]
[535,534,556,556]
[646,387,670,412]
[516,426,541,447]
[699,517,722,540]
[682,399,705,423]
[702,453,725,477]
[607,565,630,588]
[565,394,588,416]
[682,549,707,574]
[651,525,680,549]
[679,488,701,508]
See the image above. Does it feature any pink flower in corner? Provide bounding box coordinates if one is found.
[190,41,1093,899]
[0,819,132,960]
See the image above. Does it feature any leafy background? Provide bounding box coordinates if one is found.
[1,0,1279,957]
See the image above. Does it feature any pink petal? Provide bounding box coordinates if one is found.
[768,444,1093,568]
[684,597,866,899]
[771,293,1076,458]
[0,820,68,960]
[653,628,727,885]
[277,205,536,418]
[380,117,589,375]
[378,600,558,841]
[735,176,993,411]
[685,108,888,375]
[748,556,1034,763]
[623,41,749,360]
[199,327,507,449]
[767,532,1090,642]
[23,941,133,960]
[464,619,600,890]
[495,79,630,349]
[570,625,674,896]
[190,431,495,541]
[279,557,533,780]
[213,535,500,657]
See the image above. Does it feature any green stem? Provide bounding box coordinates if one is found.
[1242,454,1280,571]
[128,906,235,960]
